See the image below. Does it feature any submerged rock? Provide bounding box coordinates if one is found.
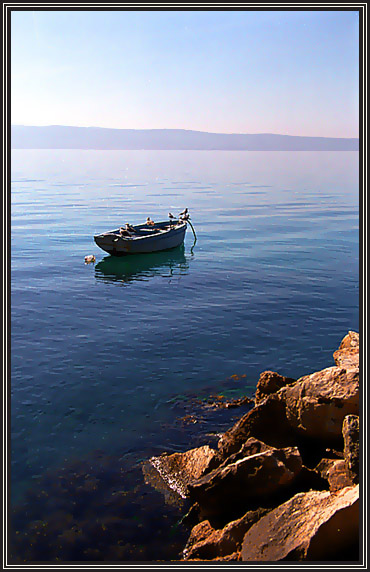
[204,394,254,410]
[241,484,359,561]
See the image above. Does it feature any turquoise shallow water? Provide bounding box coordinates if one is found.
[10,150,359,561]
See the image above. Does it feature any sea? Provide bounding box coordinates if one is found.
[10,149,359,562]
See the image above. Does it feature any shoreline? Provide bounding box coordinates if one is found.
[146,331,360,562]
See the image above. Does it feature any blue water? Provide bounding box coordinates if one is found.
[10,150,359,561]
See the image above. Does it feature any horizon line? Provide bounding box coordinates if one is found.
[11,125,359,140]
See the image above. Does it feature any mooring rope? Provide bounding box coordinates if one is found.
[187,218,197,244]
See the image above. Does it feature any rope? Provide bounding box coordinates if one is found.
[187,219,197,243]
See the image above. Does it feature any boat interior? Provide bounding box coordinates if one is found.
[109,221,183,237]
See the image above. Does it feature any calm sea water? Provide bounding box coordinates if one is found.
[10,150,359,561]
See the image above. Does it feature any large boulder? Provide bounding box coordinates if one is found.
[218,393,295,458]
[333,331,359,370]
[241,484,359,561]
[343,414,360,483]
[183,508,268,560]
[283,365,359,441]
[145,445,218,499]
[255,371,296,404]
[188,446,302,519]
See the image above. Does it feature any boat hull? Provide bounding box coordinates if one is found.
[94,222,187,256]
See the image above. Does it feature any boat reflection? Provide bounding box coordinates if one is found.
[95,245,190,284]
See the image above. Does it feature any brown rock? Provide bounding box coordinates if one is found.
[183,521,227,560]
[217,437,273,470]
[315,457,339,479]
[255,371,296,404]
[147,445,218,499]
[183,520,214,555]
[183,508,268,560]
[327,460,354,492]
[333,348,359,370]
[283,366,359,441]
[219,334,360,463]
[343,414,360,483]
[333,331,359,370]
[215,508,269,552]
[241,485,359,561]
[335,331,359,351]
[188,446,302,518]
[218,393,295,458]
[316,457,354,492]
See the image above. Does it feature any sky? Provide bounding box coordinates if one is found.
[11,9,359,137]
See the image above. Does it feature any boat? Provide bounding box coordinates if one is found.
[94,218,188,256]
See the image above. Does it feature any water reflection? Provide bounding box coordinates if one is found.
[95,245,190,284]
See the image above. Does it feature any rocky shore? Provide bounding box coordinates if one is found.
[145,331,360,562]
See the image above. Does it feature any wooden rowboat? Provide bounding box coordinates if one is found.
[94,219,187,256]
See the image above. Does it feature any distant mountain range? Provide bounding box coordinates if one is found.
[11,125,359,151]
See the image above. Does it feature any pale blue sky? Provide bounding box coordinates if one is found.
[11,10,359,137]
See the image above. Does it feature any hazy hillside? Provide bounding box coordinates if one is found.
[11,125,359,151]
